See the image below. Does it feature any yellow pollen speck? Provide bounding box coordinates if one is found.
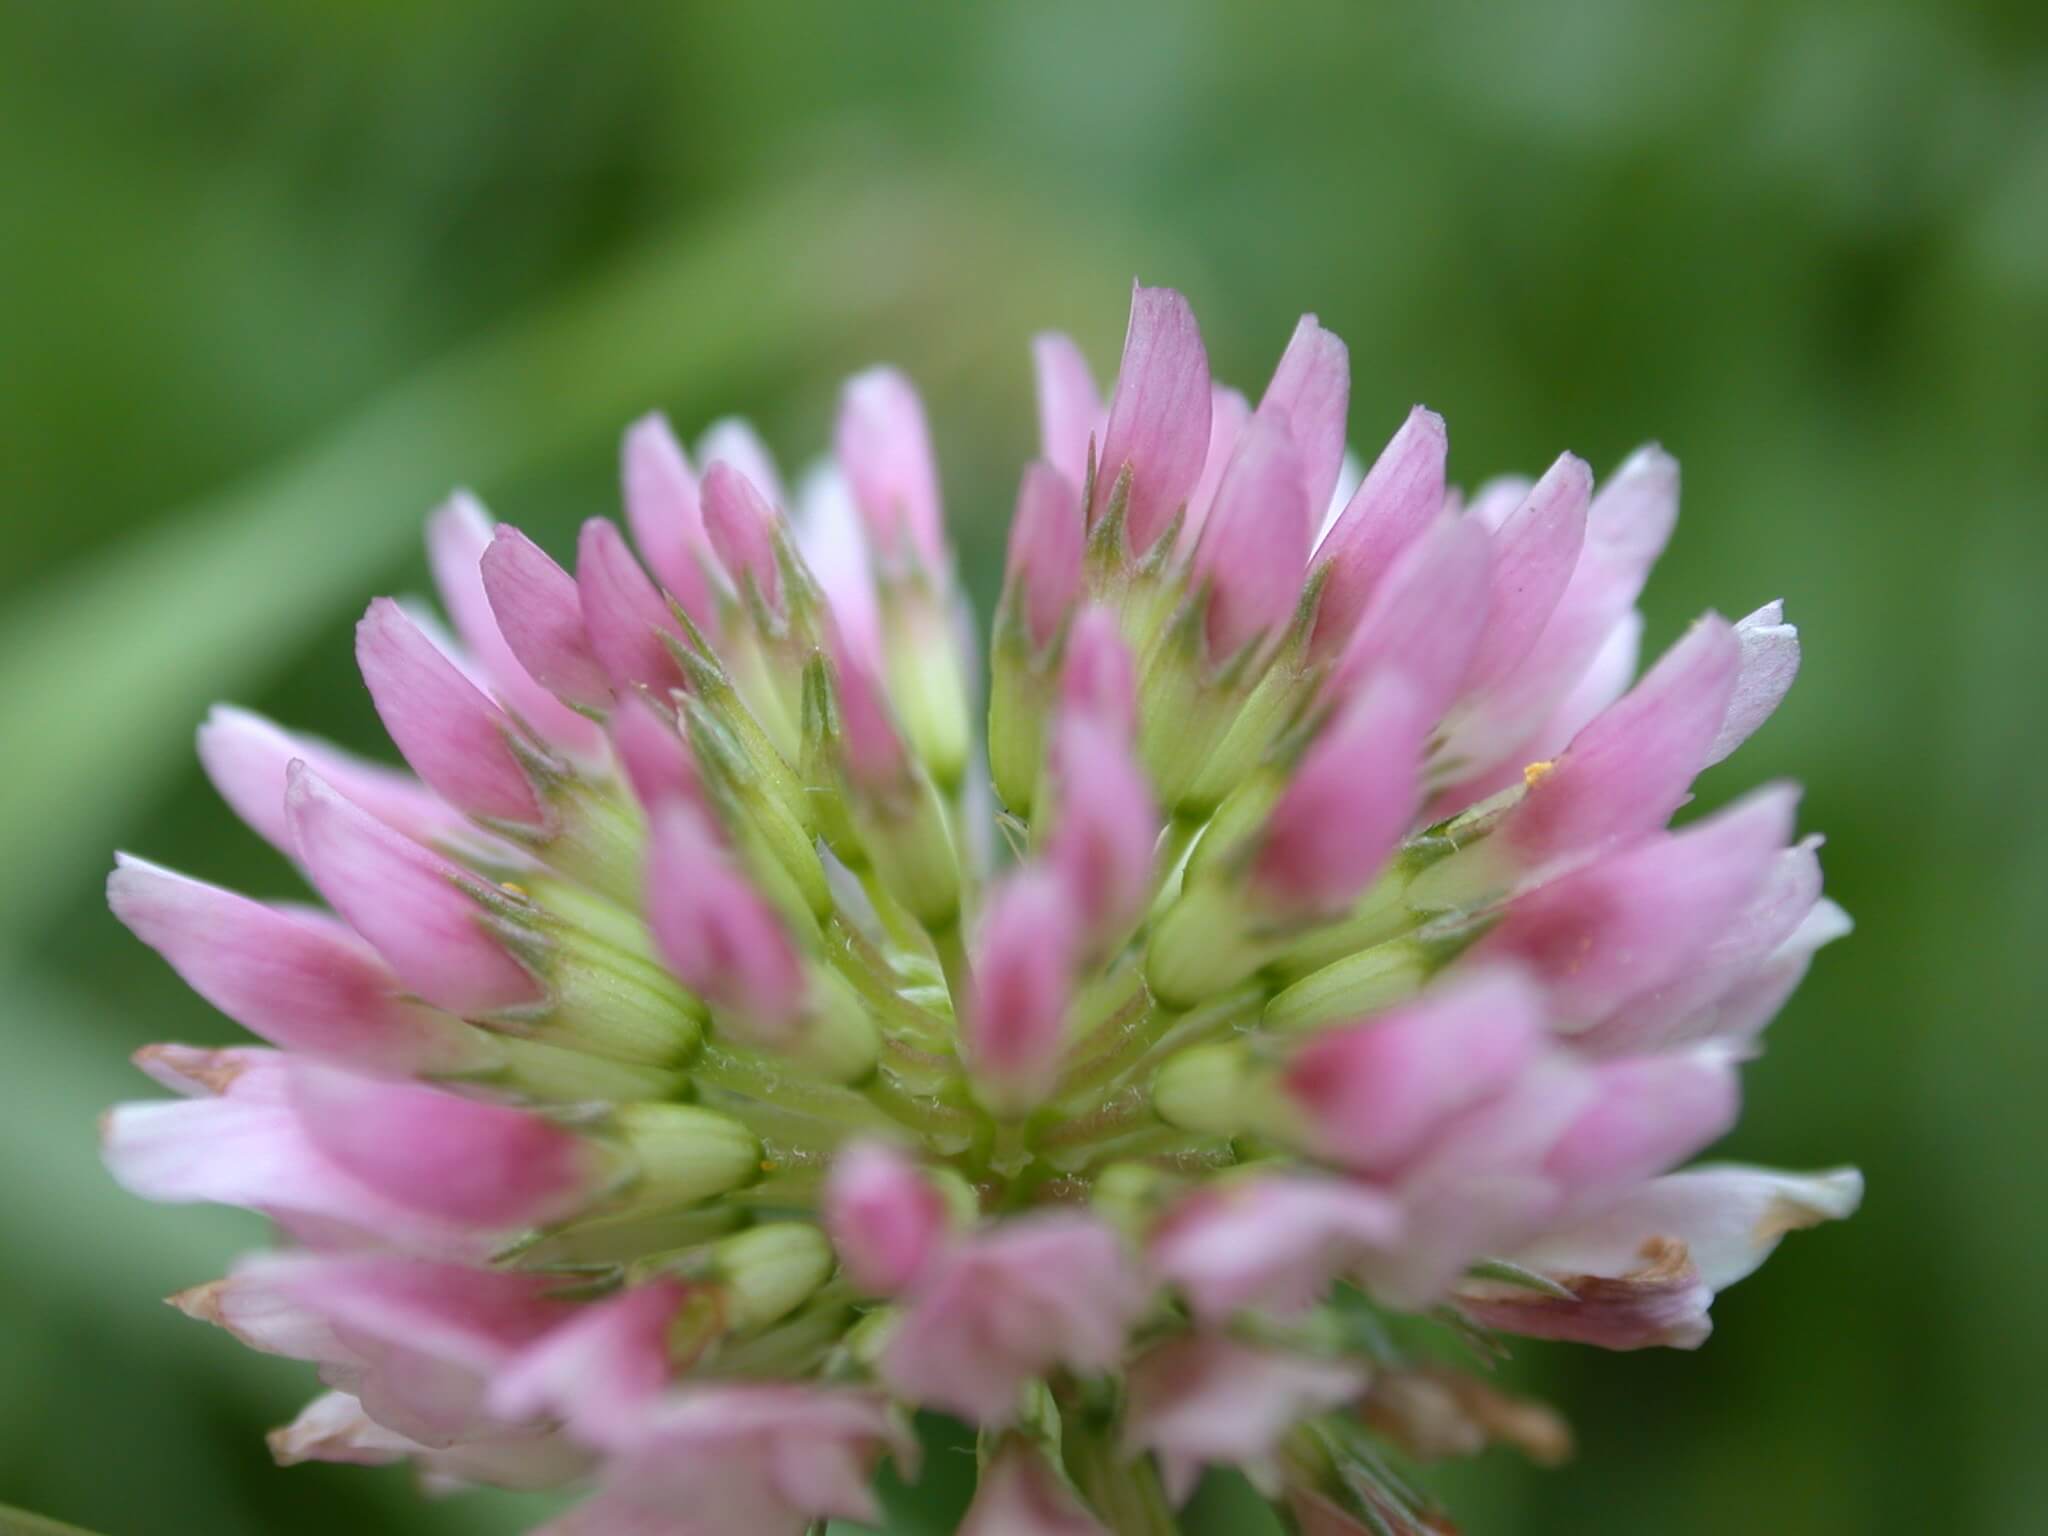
[499,882,528,898]
[759,1159,780,1174]
[1522,760,1556,788]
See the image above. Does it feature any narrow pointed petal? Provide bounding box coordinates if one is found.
[1058,605,1139,732]
[1002,462,1085,647]
[285,763,539,1015]
[697,416,788,510]
[261,1251,571,1370]
[1046,715,1159,948]
[480,526,614,712]
[962,1439,1109,1536]
[821,1140,952,1295]
[701,462,785,613]
[1254,674,1429,917]
[620,413,722,632]
[1457,1236,1713,1350]
[1190,413,1310,660]
[1701,896,1852,1044]
[826,626,909,793]
[835,367,945,570]
[646,804,805,1037]
[1486,784,1799,1025]
[577,517,692,696]
[1179,384,1251,551]
[1283,969,1548,1174]
[1327,514,1491,721]
[965,869,1079,1113]
[1504,613,1743,866]
[1257,314,1351,519]
[882,1214,1144,1424]
[357,598,550,830]
[1708,600,1800,765]
[793,464,883,672]
[1031,332,1104,488]
[197,704,470,856]
[1150,1177,1402,1323]
[108,855,476,1073]
[1310,407,1448,659]
[426,495,605,750]
[1093,283,1212,553]
[1542,1049,1742,1197]
[1462,453,1592,693]
[489,1280,688,1446]
[1126,1335,1364,1505]
[608,693,704,813]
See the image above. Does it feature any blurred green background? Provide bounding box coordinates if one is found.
[3,1,2043,1532]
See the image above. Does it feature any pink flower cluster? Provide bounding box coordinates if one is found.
[104,284,1857,1533]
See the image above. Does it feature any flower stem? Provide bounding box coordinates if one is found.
[1066,1424,1179,1535]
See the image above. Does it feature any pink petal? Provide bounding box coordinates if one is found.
[426,494,606,752]
[1031,332,1105,489]
[1189,413,1311,660]
[965,869,1079,1113]
[1093,283,1212,554]
[962,1439,1109,1536]
[696,417,788,511]
[792,466,883,674]
[1309,406,1448,660]
[1150,1176,1402,1323]
[288,1063,600,1229]
[197,704,471,857]
[821,1140,952,1295]
[1058,605,1139,733]
[646,803,805,1038]
[608,693,704,814]
[1256,314,1351,520]
[480,526,614,713]
[1045,713,1159,949]
[1326,513,1491,723]
[825,623,908,793]
[285,763,540,1015]
[1503,613,1743,867]
[577,517,692,696]
[1253,672,1429,916]
[1708,599,1800,766]
[490,1280,688,1446]
[1542,1049,1742,1198]
[1485,783,1798,1026]
[620,413,721,636]
[108,855,472,1073]
[357,597,550,829]
[1461,453,1592,693]
[1283,969,1549,1174]
[1179,384,1252,552]
[835,367,945,570]
[1002,462,1084,647]
[1125,1335,1364,1504]
[700,461,784,614]
[1457,1238,1713,1350]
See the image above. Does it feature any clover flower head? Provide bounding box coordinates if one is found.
[106,283,1858,1533]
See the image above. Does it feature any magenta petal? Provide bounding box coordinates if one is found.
[1190,413,1311,660]
[1002,462,1084,647]
[965,869,1079,1112]
[288,1063,599,1229]
[357,597,550,829]
[700,462,785,614]
[1462,453,1593,693]
[1283,969,1548,1174]
[285,763,539,1015]
[1327,513,1491,721]
[835,367,946,571]
[697,417,788,511]
[1179,384,1251,552]
[480,526,614,713]
[608,693,704,814]
[1150,1176,1403,1323]
[822,1140,951,1296]
[489,1279,687,1446]
[1504,613,1743,866]
[197,704,471,857]
[577,518,692,696]
[825,624,908,793]
[1046,714,1159,948]
[108,855,469,1073]
[1125,1334,1364,1505]
[646,803,805,1036]
[426,495,605,752]
[1487,784,1799,1026]
[1058,605,1139,733]
[1254,673,1429,917]
[1031,332,1105,489]
[1542,1049,1741,1198]
[620,413,722,635]
[1708,600,1800,765]
[1310,406,1448,659]
[1093,283,1212,553]
[1256,314,1351,520]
